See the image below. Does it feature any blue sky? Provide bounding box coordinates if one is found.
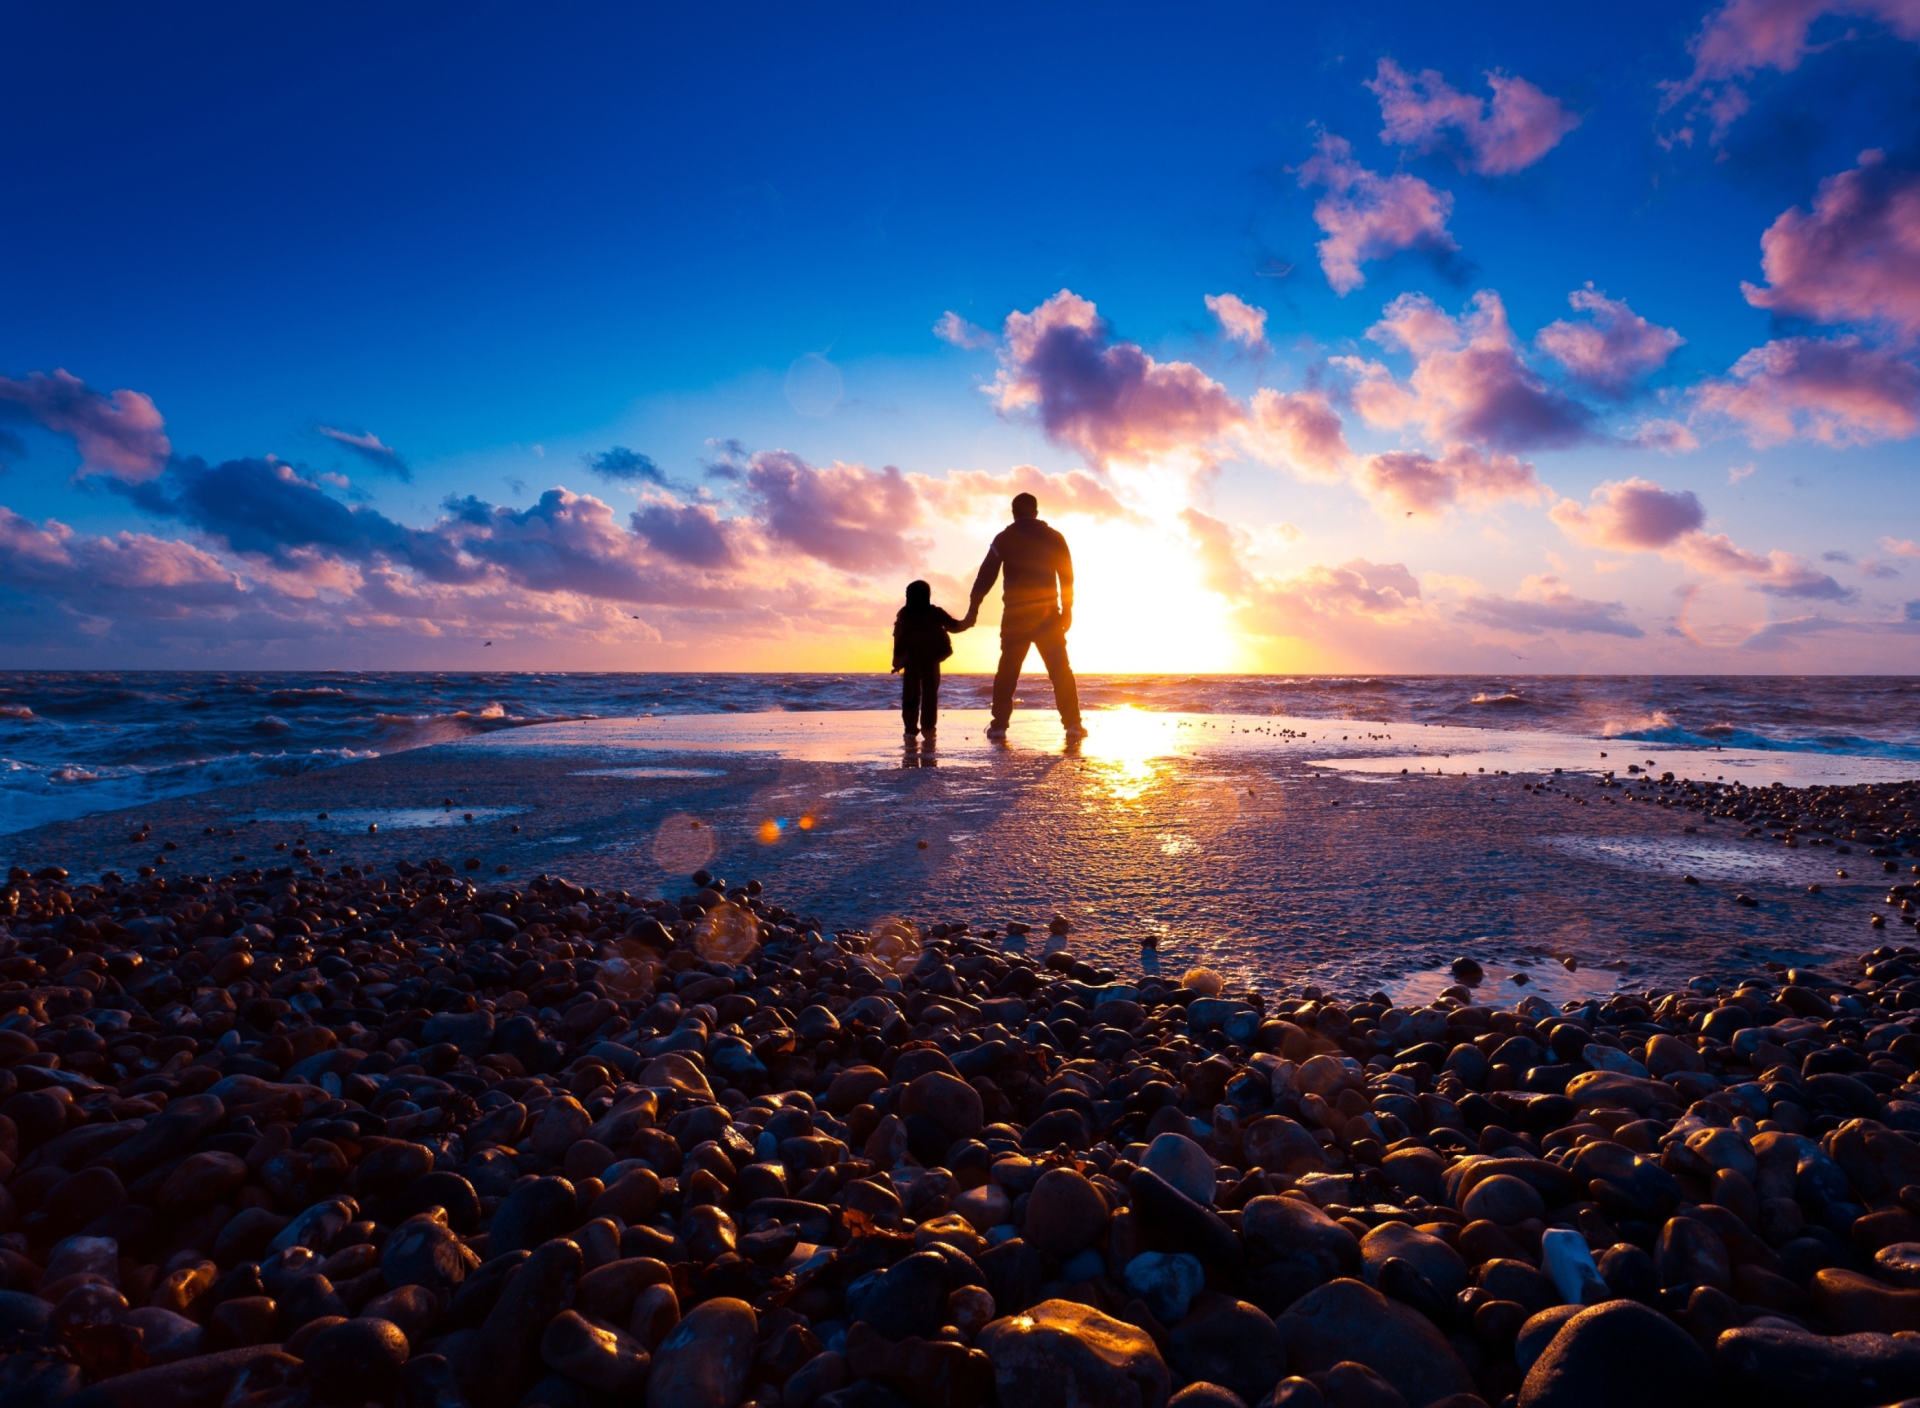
[4,1,1919,670]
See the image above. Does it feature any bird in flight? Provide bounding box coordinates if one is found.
[484,641,493,647]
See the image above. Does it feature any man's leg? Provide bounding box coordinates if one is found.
[1034,624,1082,728]
[923,664,940,736]
[991,633,1032,729]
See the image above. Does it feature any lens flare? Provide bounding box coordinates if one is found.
[652,812,715,872]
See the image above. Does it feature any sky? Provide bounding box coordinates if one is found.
[4,0,1920,674]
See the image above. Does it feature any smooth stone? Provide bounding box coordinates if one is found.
[454,1236,584,1408]
[64,1345,299,1408]
[901,1071,985,1144]
[1296,1056,1365,1099]
[978,1298,1171,1408]
[306,1317,409,1402]
[531,1098,593,1163]
[1514,1305,1582,1374]
[361,1284,442,1344]
[1460,1175,1544,1227]
[1023,1168,1110,1259]
[489,1177,578,1256]
[1143,1133,1217,1206]
[1360,1223,1467,1299]
[1275,1278,1478,1408]
[576,1257,672,1325]
[846,1250,950,1340]
[843,1319,993,1408]
[1517,1300,1713,1408]
[1128,1168,1242,1271]
[1876,1242,1920,1289]
[422,1009,495,1057]
[1169,1387,1248,1408]
[384,1213,477,1296]
[648,1296,758,1408]
[1241,1197,1362,1280]
[1655,1215,1730,1293]
[1125,1251,1206,1325]
[1813,1267,1920,1333]
[1323,1361,1409,1408]
[1537,1229,1604,1306]
[156,1152,248,1216]
[120,1307,202,1363]
[540,1308,651,1393]
[1166,1292,1287,1407]
[1716,1322,1920,1408]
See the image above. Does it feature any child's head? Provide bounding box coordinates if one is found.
[904,580,932,607]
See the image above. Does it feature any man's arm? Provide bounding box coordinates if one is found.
[968,540,1003,618]
[1055,532,1074,631]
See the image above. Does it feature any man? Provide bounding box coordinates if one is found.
[966,492,1085,739]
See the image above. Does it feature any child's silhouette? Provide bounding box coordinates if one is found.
[891,579,970,745]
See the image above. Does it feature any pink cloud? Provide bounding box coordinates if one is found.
[1367,59,1579,176]
[1280,558,1424,616]
[1662,1,1920,143]
[1535,285,1685,394]
[1338,290,1594,450]
[1549,475,1850,599]
[316,425,409,478]
[1179,508,1256,598]
[1460,575,1643,636]
[1295,134,1458,295]
[1743,151,1920,343]
[1356,444,1542,515]
[1550,478,1706,549]
[913,465,1141,524]
[1697,335,1920,445]
[1245,389,1352,480]
[0,369,171,481]
[933,312,995,350]
[991,290,1245,466]
[1205,293,1269,350]
[745,450,924,572]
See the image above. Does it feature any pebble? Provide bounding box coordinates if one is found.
[977,1297,1170,1408]
[6,853,1920,1406]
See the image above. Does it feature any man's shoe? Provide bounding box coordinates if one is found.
[920,730,937,748]
[1063,722,1089,738]
[985,722,1009,739]
[903,730,918,745]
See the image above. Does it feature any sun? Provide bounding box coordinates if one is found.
[947,509,1248,674]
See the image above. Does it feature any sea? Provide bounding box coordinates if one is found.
[1,672,1917,836]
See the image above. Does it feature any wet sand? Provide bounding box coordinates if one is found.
[3,709,1912,1000]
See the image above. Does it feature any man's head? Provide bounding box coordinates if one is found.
[1011,492,1038,521]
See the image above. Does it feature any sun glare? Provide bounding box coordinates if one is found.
[948,508,1245,674]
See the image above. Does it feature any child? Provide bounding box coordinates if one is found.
[891,579,971,744]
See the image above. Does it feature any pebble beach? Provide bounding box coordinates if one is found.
[5,700,1920,1407]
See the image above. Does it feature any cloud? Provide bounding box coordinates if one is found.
[1883,536,1920,556]
[1674,531,1857,598]
[583,446,667,483]
[1460,575,1644,636]
[934,312,995,350]
[744,449,923,572]
[316,425,410,479]
[1338,290,1596,451]
[1535,285,1685,395]
[630,500,736,568]
[0,370,171,482]
[1861,558,1901,578]
[1697,335,1920,445]
[1742,151,1920,343]
[913,465,1142,524]
[1366,59,1579,176]
[1662,1,1920,143]
[1550,477,1706,549]
[1551,474,1851,598]
[1205,293,1270,350]
[1277,558,1425,616]
[1356,444,1542,514]
[123,456,476,582]
[991,290,1245,467]
[0,507,249,619]
[1245,389,1353,479]
[1295,133,1458,295]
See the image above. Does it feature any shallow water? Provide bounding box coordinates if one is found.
[1,671,1915,834]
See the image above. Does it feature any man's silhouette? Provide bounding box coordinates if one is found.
[967,492,1084,739]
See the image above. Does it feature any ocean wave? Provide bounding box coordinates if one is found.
[1603,717,1920,761]
[1471,692,1529,707]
